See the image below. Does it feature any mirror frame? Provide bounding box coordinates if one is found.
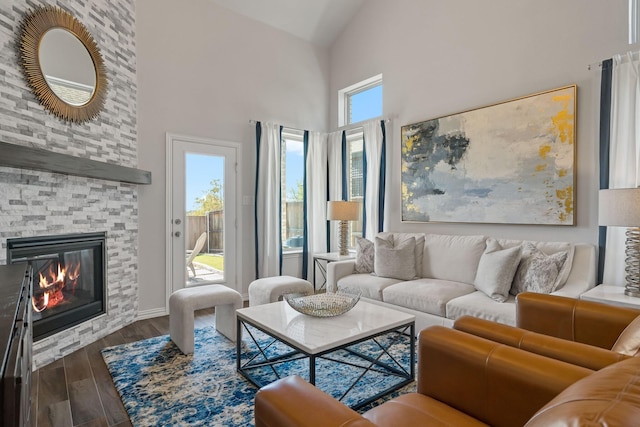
[19,6,108,123]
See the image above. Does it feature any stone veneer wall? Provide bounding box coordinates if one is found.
[0,0,138,368]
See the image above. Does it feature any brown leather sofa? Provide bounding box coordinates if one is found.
[255,326,598,427]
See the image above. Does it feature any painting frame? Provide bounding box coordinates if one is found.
[401,85,577,225]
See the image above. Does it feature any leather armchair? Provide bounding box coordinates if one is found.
[516,292,640,347]
[255,326,593,427]
[454,292,639,370]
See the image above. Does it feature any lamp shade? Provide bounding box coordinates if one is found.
[327,201,359,221]
[599,188,640,226]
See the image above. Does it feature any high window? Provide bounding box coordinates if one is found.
[281,128,305,251]
[339,75,383,246]
[338,74,383,127]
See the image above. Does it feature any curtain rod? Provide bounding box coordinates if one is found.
[249,118,391,133]
[587,50,640,70]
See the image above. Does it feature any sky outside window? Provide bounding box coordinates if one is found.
[350,85,382,124]
[186,154,224,212]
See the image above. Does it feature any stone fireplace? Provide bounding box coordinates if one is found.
[0,0,138,368]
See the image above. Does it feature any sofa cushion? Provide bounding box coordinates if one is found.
[511,243,569,295]
[474,239,522,302]
[422,234,487,284]
[337,274,402,301]
[446,291,517,326]
[378,232,426,278]
[525,356,640,427]
[354,237,375,273]
[363,393,489,427]
[382,279,476,317]
[374,236,417,280]
[497,239,575,292]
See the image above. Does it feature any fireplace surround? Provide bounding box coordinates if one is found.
[7,232,106,341]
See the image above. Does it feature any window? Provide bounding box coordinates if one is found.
[339,75,383,246]
[281,128,305,251]
[338,74,383,127]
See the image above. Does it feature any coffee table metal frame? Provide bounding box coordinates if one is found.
[236,304,415,410]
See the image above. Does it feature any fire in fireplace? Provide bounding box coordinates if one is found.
[7,232,106,341]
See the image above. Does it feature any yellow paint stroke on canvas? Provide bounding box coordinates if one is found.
[556,185,573,222]
[402,182,419,214]
[536,164,547,172]
[539,144,551,159]
[558,168,567,178]
[403,135,417,154]
[550,94,574,144]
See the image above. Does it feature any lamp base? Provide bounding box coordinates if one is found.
[338,220,349,256]
[624,227,640,298]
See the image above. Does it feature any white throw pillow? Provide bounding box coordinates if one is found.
[611,315,640,356]
[474,239,522,302]
[511,243,568,295]
[374,236,417,280]
[354,237,375,273]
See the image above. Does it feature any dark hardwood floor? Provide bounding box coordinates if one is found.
[31,308,217,427]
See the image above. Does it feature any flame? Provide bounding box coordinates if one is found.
[31,261,81,313]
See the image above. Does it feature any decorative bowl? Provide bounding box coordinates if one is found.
[284,291,361,317]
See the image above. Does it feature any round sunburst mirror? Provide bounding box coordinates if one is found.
[19,5,108,123]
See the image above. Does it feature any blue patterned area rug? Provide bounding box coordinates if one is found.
[102,326,416,426]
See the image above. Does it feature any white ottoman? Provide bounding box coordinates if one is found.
[169,284,243,354]
[248,275,314,306]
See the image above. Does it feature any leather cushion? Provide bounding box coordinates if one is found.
[363,393,489,427]
[612,314,640,356]
[526,357,640,426]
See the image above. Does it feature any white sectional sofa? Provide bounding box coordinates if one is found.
[327,232,597,333]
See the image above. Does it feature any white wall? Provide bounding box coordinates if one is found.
[136,0,329,314]
[329,0,630,247]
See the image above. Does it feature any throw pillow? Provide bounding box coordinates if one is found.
[511,243,568,295]
[354,237,375,273]
[374,236,417,280]
[611,315,640,356]
[474,239,522,302]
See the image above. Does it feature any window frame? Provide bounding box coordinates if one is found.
[338,74,383,127]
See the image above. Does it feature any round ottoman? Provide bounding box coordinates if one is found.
[248,275,313,306]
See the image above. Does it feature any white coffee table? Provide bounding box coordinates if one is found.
[236,300,415,409]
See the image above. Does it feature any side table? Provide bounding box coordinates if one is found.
[580,285,640,310]
[312,252,355,291]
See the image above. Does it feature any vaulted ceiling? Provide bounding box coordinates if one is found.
[208,0,365,47]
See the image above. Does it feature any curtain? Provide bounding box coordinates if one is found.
[303,131,328,279]
[255,122,282,278]
[362,120,386,239]
[598,59,613,284]
[603,52,640,286]
[327,130,344,252]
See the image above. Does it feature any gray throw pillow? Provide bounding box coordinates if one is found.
[374,236,417,280]
[474,239,522,302]
[354,237,374,273]
[511,243,568,295]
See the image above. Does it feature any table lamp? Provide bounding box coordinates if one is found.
[599,188,640,297]
[327,201,359,256]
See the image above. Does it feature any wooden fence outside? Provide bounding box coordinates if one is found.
[186,210,224,253]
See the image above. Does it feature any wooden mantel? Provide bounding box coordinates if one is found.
[0,141,151,185]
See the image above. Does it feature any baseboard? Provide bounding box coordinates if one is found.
[136,307,168,320]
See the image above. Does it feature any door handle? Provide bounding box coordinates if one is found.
[174,231,181,237]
